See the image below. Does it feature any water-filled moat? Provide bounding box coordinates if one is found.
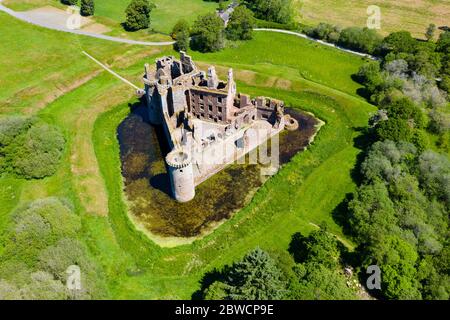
[118,105,320,239]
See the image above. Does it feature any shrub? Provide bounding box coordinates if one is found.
[192,13,225,52]
[12,123,65,179]
[0,198,105,300]
[80,0,95,17]
[202,248,288,300]
[0,116,34,147]
[0,117,65,179]
[226,5,255,41]
[38,238,105,299]
[2,198,81,264]
[338,27,383,54]
[171,19,190,52]
[243,0,293,24]
[61,0,78,5]
[375,118,413,142]
[381,31,418,55]
[307,23,341,43]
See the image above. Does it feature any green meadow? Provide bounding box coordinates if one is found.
[0,9,376,298]
[3,0,229,34]
[95,0,230,34]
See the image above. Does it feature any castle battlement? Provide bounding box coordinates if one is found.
[143,52,298,202]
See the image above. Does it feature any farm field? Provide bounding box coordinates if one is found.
[0,0,389,299]
[296,0,450,39]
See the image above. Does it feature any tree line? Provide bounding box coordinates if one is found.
[340,27,450,300]
[194,23,449,302]
[196,228,361,300]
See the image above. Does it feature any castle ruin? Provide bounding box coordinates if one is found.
[143,52,298,202]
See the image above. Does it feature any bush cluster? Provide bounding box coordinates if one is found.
[0,116,65,179]
[0,198,106,300]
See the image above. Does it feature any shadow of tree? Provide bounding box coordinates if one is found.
[330,193,354,237]
[287,232,308,264]
[350,126,375,186]
[191,267,230,300]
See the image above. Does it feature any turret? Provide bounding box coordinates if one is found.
[165,149,195,202]
[207,66,219,89]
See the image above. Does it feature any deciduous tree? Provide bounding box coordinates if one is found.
[124,0,154,31]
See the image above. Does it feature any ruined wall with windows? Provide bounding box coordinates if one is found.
[189,89,229,123]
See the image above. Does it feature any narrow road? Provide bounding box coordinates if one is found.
[0,1,175,46]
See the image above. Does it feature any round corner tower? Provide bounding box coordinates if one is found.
[165,149,195,202]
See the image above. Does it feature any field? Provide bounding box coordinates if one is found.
[5,0,450,39]
[0,10,157,114]
[0,7,377,298]
[296,0,450,39]
[3,0,228,34]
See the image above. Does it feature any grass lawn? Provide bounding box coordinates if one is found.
[0,11,156,115]
[0,12,376,299]
[94,0,229,34]
[296,0,450,39]
[3,0,228,34]
[192,31,368,98]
